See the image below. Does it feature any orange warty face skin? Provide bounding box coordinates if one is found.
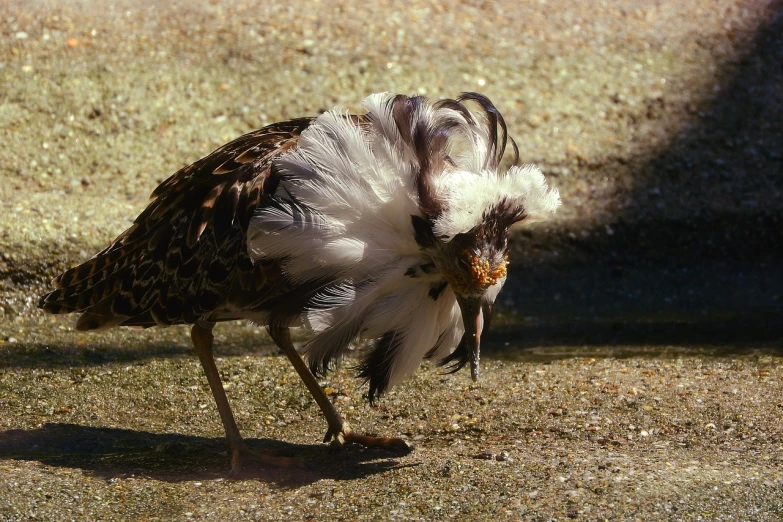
[445,250,507,295]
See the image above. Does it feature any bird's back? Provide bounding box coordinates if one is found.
[39,118,312,330]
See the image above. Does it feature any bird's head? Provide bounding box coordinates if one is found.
[413,158,559,381]
[436,234,507,381]
[438,232,508,298]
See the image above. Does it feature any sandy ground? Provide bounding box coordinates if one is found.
[1,0,782,520]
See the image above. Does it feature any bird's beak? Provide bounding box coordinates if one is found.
[456,294,483,382]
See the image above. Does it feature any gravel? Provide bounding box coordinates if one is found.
[1,0,782,520]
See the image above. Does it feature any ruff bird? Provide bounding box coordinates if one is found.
[39,92,560,474]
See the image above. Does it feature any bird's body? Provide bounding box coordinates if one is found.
[39,93,560,473]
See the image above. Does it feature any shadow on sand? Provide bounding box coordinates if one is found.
[0,423,413,486]
[498,10,782,355]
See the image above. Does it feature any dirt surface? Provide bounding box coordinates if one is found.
[1,0,782,520]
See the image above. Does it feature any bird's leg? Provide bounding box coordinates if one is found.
[191,321,299,475]
[267,326,411,454]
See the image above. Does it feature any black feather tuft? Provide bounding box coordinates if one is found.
[389,95,446,219]
[356,330,404,404]
[428,281,447,301]
[424,330,448,359]
[433,98,477,126]
[457,92,511,171]
[411,215,436,248]
[437,336,470,374]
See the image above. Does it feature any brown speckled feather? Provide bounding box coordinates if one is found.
[39,118,313,330]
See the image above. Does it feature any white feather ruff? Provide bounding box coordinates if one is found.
[247,93,558,392]
[432,165,561,240]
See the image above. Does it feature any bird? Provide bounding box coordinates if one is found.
[38,92,560,474]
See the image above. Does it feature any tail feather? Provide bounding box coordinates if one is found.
[39,241,147,320]
[74,294,127,331]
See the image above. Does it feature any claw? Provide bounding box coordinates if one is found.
[323,421,412,454]
[328,437,345,453]
[344,431,412,454]
[325,423,348,452]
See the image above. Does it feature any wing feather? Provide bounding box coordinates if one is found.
[39,118,312,329]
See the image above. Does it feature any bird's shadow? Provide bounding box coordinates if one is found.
[0,423,412,487]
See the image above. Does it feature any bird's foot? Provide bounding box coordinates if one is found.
[229,443,305,477]
[324,422,412,454]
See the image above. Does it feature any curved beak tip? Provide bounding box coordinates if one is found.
[457,295,483,383]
